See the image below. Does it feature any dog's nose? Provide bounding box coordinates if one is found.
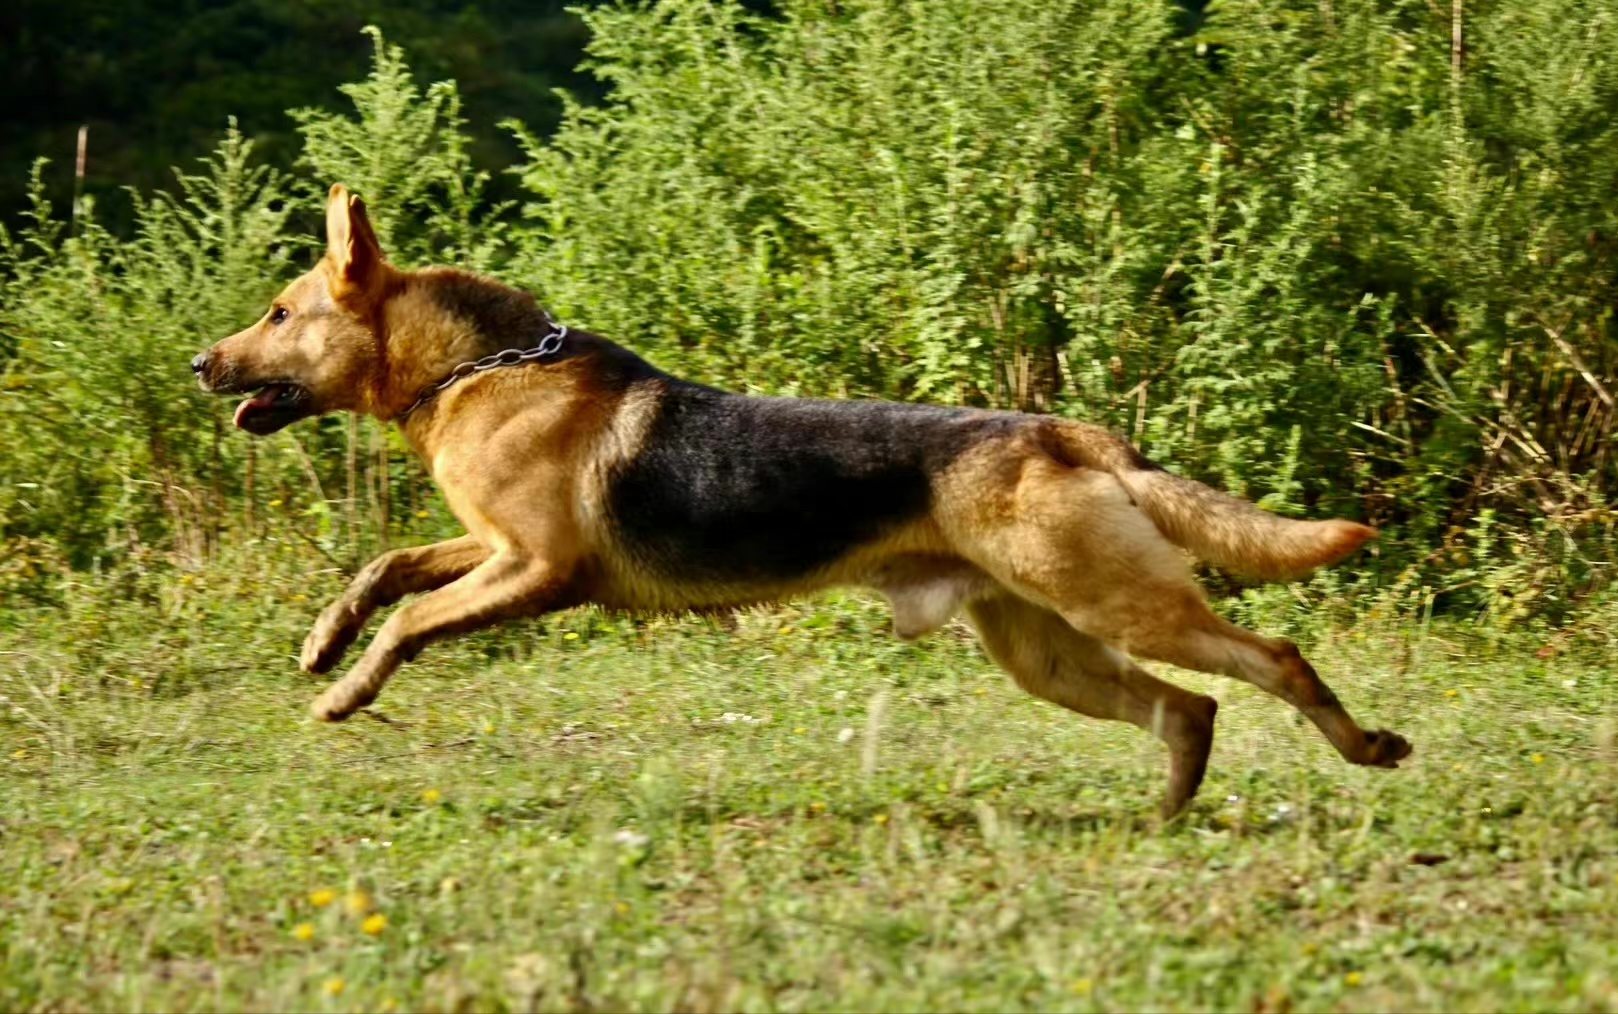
[191,352,210,375]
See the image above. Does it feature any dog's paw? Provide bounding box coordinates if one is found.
[309,695,350,722]
[1359,728,1413,769]
[301,607,360,675]
[309,681,372,722]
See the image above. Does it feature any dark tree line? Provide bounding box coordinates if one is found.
[0,0,600,230]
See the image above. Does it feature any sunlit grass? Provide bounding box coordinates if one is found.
[2,575,1616,1012]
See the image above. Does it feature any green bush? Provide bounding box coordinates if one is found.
[4,2,1618,624]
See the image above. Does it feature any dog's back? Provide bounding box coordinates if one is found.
[605,385,1021,583]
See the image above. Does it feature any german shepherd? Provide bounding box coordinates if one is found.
[191,185,1410,818]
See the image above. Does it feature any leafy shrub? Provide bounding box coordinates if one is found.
[3,2,1617,624]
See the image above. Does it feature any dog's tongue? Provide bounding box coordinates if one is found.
[234,386,283,429]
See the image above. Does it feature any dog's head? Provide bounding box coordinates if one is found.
[193,185,391,435]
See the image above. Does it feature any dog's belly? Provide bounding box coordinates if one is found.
[582,550,993,640]
[603,384,1021,584]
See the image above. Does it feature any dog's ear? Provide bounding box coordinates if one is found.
[324,183,385,301]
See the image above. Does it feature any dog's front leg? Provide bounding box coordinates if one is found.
[301,535,491,675]
[309,551,565,721]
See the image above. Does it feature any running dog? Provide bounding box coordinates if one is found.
[191,185,1411,818]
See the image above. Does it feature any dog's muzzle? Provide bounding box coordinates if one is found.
[190,348,315,435]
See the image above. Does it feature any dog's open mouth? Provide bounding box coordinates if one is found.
[231,383,314,436]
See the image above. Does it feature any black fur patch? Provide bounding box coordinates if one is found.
[1126,443,1165,472]
[420,269,558,350]
[608,383,1022,582]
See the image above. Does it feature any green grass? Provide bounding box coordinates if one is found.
[3,561,1617,1012]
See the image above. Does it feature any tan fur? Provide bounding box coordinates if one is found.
[195,184,1410,820]
[1039,419,1377,581]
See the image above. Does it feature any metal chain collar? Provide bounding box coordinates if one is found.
[396,318,569,423]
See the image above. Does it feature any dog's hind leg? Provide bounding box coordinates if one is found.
[309,550,564,721]
[956,462,1410,771]
[1046,561,1410,770]
[1099,596,1413,771]
[966,590,1218,820]
[301,535,491,675]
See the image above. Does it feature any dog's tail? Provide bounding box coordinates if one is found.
[1046,422,1376,583]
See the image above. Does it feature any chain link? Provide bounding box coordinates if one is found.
[397,321,569,422]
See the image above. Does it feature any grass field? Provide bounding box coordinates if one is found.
[4,555,1617,1013]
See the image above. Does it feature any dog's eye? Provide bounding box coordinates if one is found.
[270,307,289,325]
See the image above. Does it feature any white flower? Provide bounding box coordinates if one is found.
[612,829,650,849]
[837,727,856,744]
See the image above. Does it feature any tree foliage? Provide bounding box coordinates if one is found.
[0,0,596,231]
[4,1,1618,625]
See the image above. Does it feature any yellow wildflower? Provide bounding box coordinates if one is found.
[309,888,335,908]
[422,787,442,804]
[1344,971,1363,987]
[361,913,387,936]
[292,922,315,942]
[324,976,346,997]
[345,889,373,916]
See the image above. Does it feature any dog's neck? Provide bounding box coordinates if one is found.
[374,267,559,424]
